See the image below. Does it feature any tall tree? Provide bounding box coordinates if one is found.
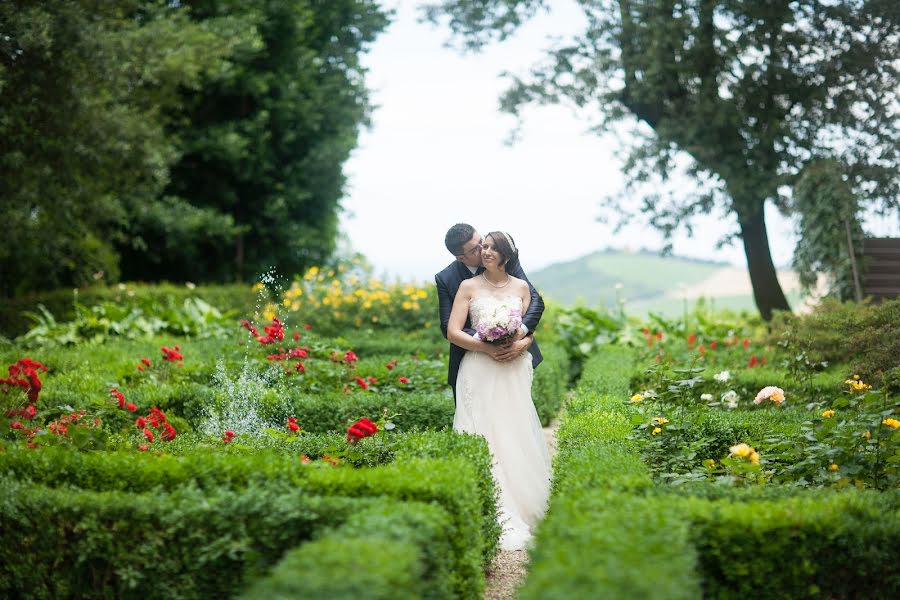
[143,0,391,283]
[423,0,899,319]
[0,1,235,296]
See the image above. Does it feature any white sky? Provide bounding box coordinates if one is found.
[339,0,898,284]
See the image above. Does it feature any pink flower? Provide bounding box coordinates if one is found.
[753,386,785,405]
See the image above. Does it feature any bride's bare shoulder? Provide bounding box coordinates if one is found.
[508,275,529,293]
[458,278,478,295]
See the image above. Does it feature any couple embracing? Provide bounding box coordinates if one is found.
[435,223,551,552]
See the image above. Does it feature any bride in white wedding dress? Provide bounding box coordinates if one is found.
[447,231,552,551]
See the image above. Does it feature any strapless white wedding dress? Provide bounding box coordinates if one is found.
[453,295,552,551]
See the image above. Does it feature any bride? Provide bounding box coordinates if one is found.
[447,231,552,551]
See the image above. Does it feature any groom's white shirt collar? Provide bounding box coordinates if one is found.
[466,264,478,275]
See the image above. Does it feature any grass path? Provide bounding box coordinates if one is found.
[483,417,560,599]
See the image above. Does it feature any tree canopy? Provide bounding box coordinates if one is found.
[423,0,899,319]
[0,0,389,296]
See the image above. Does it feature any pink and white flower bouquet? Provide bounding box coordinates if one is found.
[473,302,523,345]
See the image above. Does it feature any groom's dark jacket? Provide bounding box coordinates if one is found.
[435,260,544,389]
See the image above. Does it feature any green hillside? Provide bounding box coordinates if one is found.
[529,249,727,308]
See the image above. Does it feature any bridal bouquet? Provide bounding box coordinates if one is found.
[473,303,523,345]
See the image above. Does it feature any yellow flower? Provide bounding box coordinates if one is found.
[254,282,265,290]
[883,418,900,429]
[630,393,643,402]
[853,374,860,380]
[829,463,839,472]
[862,430,871,439]
[770,390,784,403]
[821,410,835,418]
[749,451,760,465]
[651,427,662,435]
[656,417,669,425]
[704,459,716,468]
[416,289,428,299]
[729,443,753,458]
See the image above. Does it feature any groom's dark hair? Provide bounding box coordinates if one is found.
[445,223,475,256]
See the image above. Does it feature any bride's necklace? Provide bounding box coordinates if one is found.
[481,272,510,288]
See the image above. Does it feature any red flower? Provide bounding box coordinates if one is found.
[288,416,297,423]
[161,346,184,362]
[137,365,145,371]
[354,376,368,390]
[143,428,154,443]
[141,357,152,367]
[293,331,300,341]
[23,405,36,420]
[698,344,706,355]
[344,350,358,364]
[300,454,311,464]
[346,417,378,445]
[687,333,697,347]
[135,417,146,428]
[125,403,137,412]
[161,423,177,441]
[304,323,312,330]
[656,330,664,341]
[294,361,305,373]
[747,355,759,368]
[288,421,300,432]
[10,421,22,430]
[385,359,397,370]
[367,376,377,384]
[398,376,409,384]
[224,430,235,438]
[356,418,378,435]
[138,444,150,452]
[709,341,718,350]
[743,337,751,349]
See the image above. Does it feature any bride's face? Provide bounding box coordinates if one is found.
[481,236,506,269]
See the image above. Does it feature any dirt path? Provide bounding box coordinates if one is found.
[483,418,560,600]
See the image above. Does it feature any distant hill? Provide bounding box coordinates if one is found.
[528,249,807,316]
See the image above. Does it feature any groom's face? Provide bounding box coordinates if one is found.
[457,230,484,268]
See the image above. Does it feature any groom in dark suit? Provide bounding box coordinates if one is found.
[435,223,545,402]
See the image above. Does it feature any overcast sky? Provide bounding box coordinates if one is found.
[339,0,898,284]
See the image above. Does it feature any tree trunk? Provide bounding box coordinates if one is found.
[738,205,791,320]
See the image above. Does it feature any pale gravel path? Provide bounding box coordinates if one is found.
[483,417,560,600]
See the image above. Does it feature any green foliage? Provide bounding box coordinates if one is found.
[424,0,899,319]
[0,1,233,296]
[151,0,391,283]
[532,342,569,426]
[792,158,867,300]
[0,478,365,599]
[770,298,900,385]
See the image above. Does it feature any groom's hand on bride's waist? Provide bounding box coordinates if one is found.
[492,337,532,362]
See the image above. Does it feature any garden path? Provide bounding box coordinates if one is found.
[483,417,560,600]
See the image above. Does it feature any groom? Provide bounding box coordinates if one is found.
[435,223,545,402]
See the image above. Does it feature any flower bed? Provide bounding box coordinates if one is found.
[520,346,900,599]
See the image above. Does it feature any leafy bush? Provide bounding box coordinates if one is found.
[1,283,257,339]
[242,501,455,600]
[0,478,365,599]
[770,298,900,385]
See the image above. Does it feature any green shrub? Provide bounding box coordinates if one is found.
[243,501,455,600]
[770,298,900,385]
[680,488,900,599]
[0,478,365,599]
[533,342,569,426]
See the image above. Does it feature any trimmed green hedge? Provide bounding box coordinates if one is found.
[0,429,498,598]
[532,342,569,426]
[0,479,365,599]
[242,500,455,600]
[520,344,900,599]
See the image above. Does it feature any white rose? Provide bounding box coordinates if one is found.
[714,370,731,383]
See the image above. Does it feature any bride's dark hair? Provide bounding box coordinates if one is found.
[486,231,520,272]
